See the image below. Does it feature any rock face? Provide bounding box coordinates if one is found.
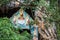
[7,0,34,8]
[34,6,57,40]
[33,1,57,39]
[0,0,34,17]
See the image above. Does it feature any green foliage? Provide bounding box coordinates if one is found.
[38,0,49,8]
[21,31,32,40]
[0,0,11,6]
[0,17,32,40]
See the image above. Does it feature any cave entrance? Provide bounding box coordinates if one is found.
[0,7,34,19]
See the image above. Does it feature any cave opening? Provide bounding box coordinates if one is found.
[0,7,34,19]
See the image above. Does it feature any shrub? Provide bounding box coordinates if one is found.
[0,17,32,40]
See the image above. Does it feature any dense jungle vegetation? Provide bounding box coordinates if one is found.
[0,0,60,40]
